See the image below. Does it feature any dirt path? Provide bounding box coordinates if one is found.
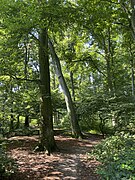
[7,134,102,180]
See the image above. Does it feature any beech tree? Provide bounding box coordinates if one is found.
[38,28,56,152]
[49,39,82,138]
[0,0,57,152]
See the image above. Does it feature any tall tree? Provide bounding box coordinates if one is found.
[130,0,135,39]
[49,39,82,138]
[38,29,57,153]
[0,0,57,153]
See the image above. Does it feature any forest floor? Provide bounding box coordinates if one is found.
[6,133,102,180]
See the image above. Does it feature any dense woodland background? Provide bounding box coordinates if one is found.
[0,0,135,179]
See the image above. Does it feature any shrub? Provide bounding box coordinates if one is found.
[89,133,135,179]
[0,140,17,179]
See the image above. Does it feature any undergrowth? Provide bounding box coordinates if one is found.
[88,133,135,180]
[0,139,17,179]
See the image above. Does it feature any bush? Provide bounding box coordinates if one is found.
[89,133,135,179]
[0,140,17,179]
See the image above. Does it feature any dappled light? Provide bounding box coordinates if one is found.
[6,135,101,180]
[1,0,135,179]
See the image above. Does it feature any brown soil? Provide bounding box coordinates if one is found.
[6,134,102,180]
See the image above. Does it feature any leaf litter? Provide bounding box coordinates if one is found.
[6,134,102,180]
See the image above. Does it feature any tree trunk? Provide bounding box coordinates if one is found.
[104,27,115,95]
[38,28,57,153]
[129,44,135,96]
[16,115,20,129]
[131,0,135,40]
[24,115,29,128]
[10,109,14,131]
[24,39,29,79]
[70,71,75,102]
[105,54,113,93]
[49,39,82,138]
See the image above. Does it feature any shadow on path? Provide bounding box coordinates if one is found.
[6,134,102,180]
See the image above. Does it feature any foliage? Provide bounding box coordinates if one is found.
[60,113,71,129]
[0,0,135,140]
[89,134,135,179]
[0,140,17,178]
[77,94,135,135]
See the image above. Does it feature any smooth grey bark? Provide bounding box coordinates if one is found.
[49,39,82,138]
[38,29,57,153]
[70,71,75,102]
